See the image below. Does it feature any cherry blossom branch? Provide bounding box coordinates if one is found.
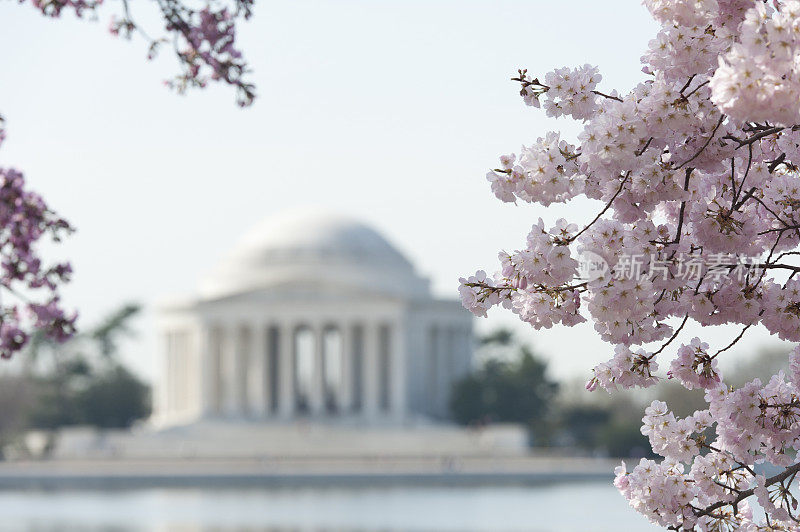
[676,168,693,234]
[682,79,709,100]
[33,0,257,106]
[711,323,753,359]
[155,0,256,106]
[464,5,800,528]
[569,172,630,242]
[648,314,689,359]
[675,114,725,169]
[635,136,654,157]
[591,90,623,102]
[690,461,800,524]
[722,126,787,149]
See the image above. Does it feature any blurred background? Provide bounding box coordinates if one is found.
[0,1,794,530]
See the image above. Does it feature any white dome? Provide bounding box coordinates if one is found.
[200,210,430,299]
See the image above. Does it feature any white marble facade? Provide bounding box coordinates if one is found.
[154,211,473,427]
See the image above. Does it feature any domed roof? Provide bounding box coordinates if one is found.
[200,210,430,299]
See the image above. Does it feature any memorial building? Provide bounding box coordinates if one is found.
[154,210,473,427]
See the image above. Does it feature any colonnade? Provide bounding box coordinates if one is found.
[162,320,406,421]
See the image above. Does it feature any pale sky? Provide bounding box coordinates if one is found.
[0,1,790,384]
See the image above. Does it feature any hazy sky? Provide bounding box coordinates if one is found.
[0,1,791,383]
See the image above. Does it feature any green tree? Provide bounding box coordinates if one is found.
[556,399,652,458]
[23,303,150,452]
[450,330,558,444]
[77,365,150,429]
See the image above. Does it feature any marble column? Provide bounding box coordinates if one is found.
[309,324,326,415]
[238,326,250,416]
[426,327,438,415]
[363,322,380,418]
[198,325,217,418]
[390,320,407,418]
[436,323,450,417]
[162,331,173,420]
[278,322,296,418]
[175,332,186,414]
[173,332,182,416]
[246,324,267,418]
[221,324,244,417]
[338,323,354,413]
[352,325,365,413]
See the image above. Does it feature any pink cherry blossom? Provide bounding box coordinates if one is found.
[461,0,800,528]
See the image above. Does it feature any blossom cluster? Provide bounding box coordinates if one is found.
[161,2,255,107]
[668,338,722,390]
[461,0,800,528]
[0,134,75,357]
[486,132,583,206]
[22,0,256,106]
[615,348,800,529]
[711,1,800,125]
[586,345,658,392]
[24,0,98,18]
[10,0,257,357]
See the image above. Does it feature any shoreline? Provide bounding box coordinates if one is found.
[0,456,619,489]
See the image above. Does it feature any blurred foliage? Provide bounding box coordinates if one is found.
[636,344,794,420]
[551,394,653,458]
[450,330,558,445]
[26,302,150,431]
[450,328,706,457]
[0,303,152,456]
[0,376,34,456]
[28,362,150,430]
[478,328,514,346]
[91,303,142,359]
[643,380,707,419]
[77,365,150,429]
[726,345,791,387]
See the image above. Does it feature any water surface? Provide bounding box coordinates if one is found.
[0,482,660,531]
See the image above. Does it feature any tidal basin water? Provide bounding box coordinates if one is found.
[0,481,661,531]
